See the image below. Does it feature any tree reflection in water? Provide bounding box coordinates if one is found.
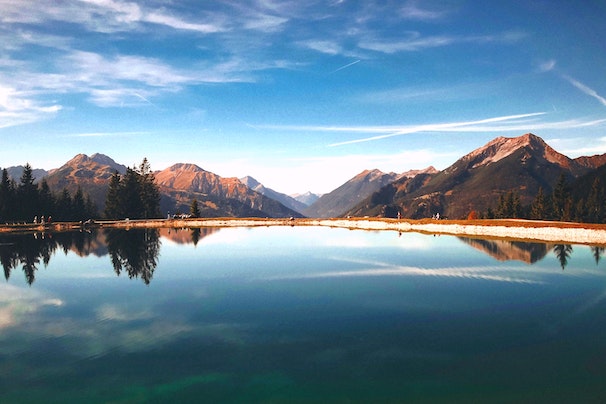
[0,229,604,283]
[105,228,161,285]
[591,246,605,264]
[553,244,573,270]
[0,232,98,284]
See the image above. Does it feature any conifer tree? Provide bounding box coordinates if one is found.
[190,199,200,218]
[72,187,86,220]
[551,173,569,220]
[586,177,603,223]
[38,179,55,219]
[104,171,123,219]
[0,168,15,221]
[18,163,38,221]
[530,186,546,220]
[138,158,160,219]
[56,188,72,221]
[122,167,144,219]
[104,159,160,220]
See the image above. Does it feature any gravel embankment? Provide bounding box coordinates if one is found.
[93,217,606,245]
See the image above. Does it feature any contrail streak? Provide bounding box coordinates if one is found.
[132,92,157,107]
[328,112,547,146]
[330,59,361,74]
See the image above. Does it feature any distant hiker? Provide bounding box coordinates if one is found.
[397,212,401,220]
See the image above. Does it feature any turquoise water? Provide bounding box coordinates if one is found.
[1,226,606,402]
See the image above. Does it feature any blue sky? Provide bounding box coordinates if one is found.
[1,0,606,194]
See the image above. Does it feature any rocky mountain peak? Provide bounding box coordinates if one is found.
[461,133,571,170]
[167,163,205,173]
[355,169,392,182]
[240,176,262,189]
[89,153,124,172]
[400,166,439,179]
[57,153,126,174]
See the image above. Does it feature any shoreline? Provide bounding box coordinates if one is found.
[3,217,606,246]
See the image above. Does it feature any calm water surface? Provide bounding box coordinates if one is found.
[1,226,606,403]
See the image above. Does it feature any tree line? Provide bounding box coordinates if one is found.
[483,173,606,223]
[0,164,97,223]
[104,158,161,219]
[0,158,162,223]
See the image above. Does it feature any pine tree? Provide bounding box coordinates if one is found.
[38,179,55,219]
[122,167,143,219]
[18,163,39,221]
[104,159,160,220]
[586,177,603,223]
[530,187,546,220]
[104,171,123,219]
[0,168,15,222]
[551,173,569,221]
[56,188,72,221]
[138,158,160,219]
[72,187,86,220]
[190,199,200,218]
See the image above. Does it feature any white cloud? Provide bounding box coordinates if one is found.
[359,32,455,53]
[0,283,63,330]
[358,30,525,53]
[145,11,225,33]
[400,1,448,20]
[0,84,62,128]
[538,59,556,72]
[298,40,343,55]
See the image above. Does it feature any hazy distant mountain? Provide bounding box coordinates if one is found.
[4,166,48,183]
[304,169,402,218]
[44,153,127,210]
[290,191,321,206]
[155,164,303,218]
[346,133,606,219]
[240,176,307,214]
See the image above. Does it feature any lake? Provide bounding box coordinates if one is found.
[1,226,606,403]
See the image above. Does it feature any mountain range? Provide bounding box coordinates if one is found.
[3,133,606,219]
[344,133,606,219]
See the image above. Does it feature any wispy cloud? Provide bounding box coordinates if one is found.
[297,40,343,55]
[0,84,62,128]
[260,113,545,145]
[257,112,606,147]
[400,0,449,21]
[562,75,606,107]
[63,131,149,138]
[264,260,542,284]
[538,59,556,73]
[358,30,526,53]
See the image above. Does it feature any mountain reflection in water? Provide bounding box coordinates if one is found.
[0,228,603,284]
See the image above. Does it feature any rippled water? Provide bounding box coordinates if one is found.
[1,226,606,402]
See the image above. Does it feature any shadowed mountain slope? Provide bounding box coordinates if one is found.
[240,176,307,214]
[345,134,606,219]
[155,164,303,218]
